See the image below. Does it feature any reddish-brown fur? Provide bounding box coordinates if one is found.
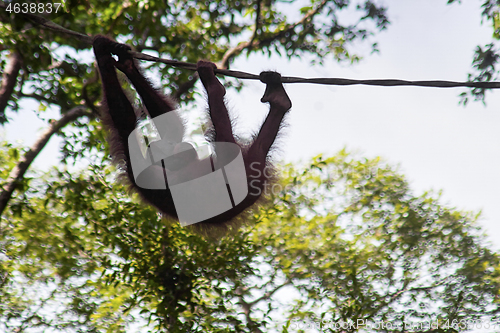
[93,36,291,236]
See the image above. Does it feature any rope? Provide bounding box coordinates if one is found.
[4,5,500,90]
[132,51,500,89]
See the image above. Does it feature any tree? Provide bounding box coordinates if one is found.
[1,147,499,332]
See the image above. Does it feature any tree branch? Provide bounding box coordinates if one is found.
[219,0,328,69]
[248,278,291,307]
[0,50,23,120]
[18,92,55,104]
[236,278,291,333]
[238,295,264,333]
[247,0,262,53]
[260,0,329,46]
[384,277,450,306]
[0,107,92,218]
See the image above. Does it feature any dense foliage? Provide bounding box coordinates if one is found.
[2,148,499,332]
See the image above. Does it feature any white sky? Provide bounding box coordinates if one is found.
[226,0,500,249]
[3,0,500,249]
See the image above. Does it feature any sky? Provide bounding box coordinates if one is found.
[225,0,500,249]
[3,0,500,249]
